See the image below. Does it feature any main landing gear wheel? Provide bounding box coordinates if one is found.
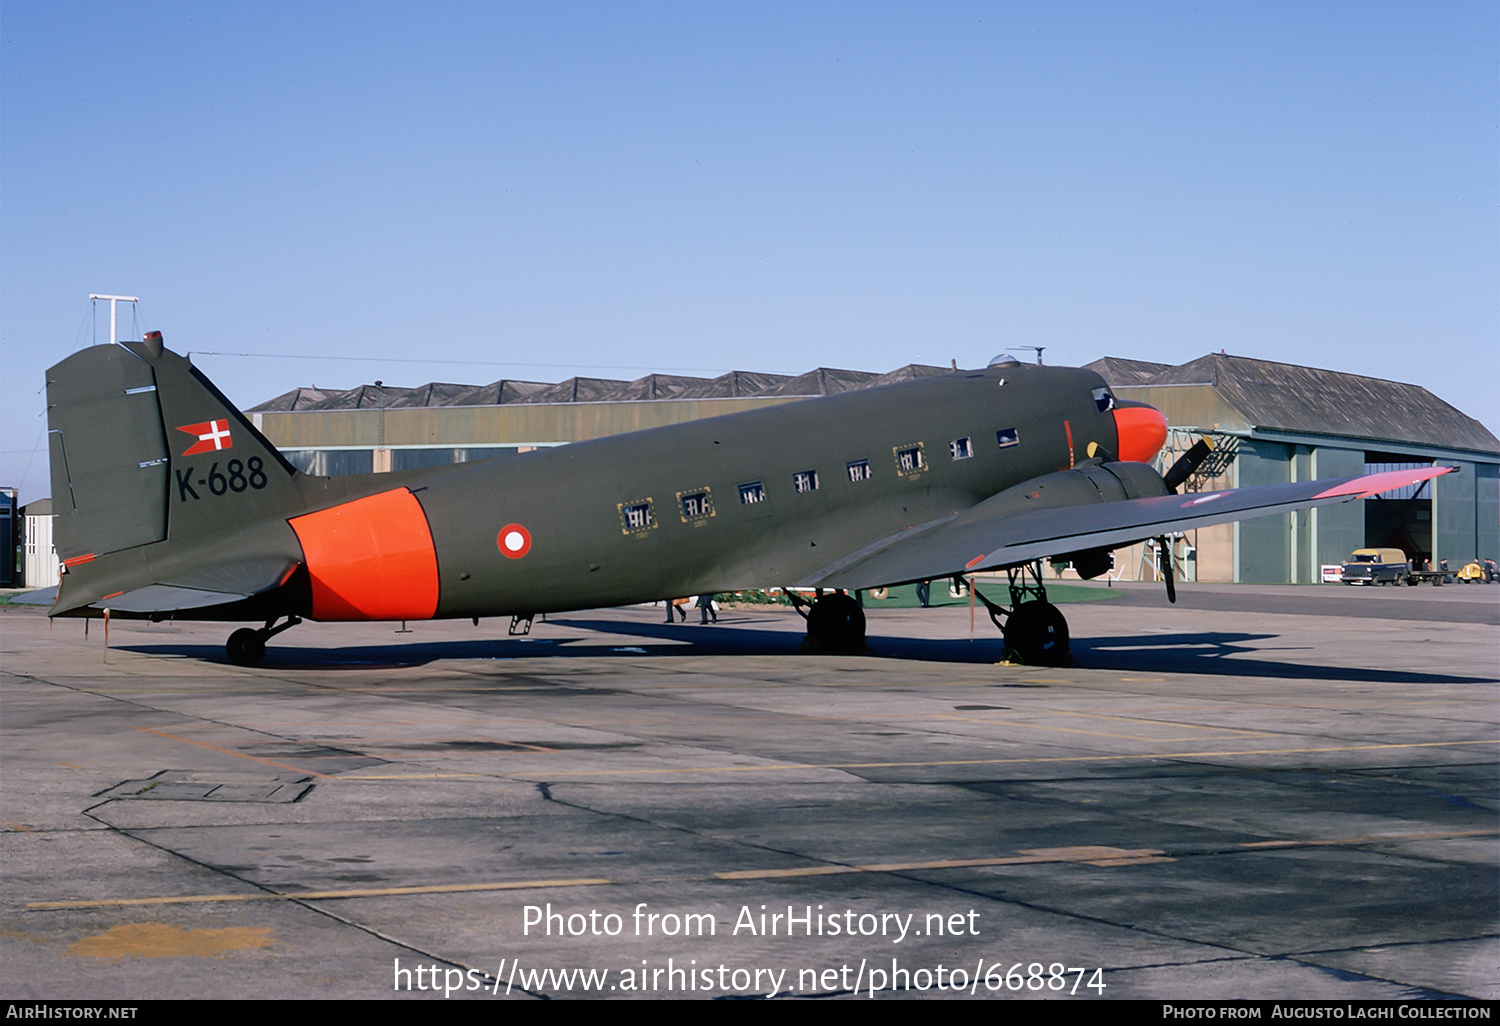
[224,616,302,666]
[226,628,267,666]
[1003,601,1070,667]
[971,561,1072,667]
[804,592,866,652]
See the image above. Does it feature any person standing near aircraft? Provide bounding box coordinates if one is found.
[697,594,718,623]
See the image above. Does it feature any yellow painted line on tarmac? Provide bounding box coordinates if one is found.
[803,680,999,688]
[718,846,1171,880]
[1240,829,1496,848]
[333,731,1496,782]
[73,687,298,695]
[717,865,856,879]
[1026,709,1279,735]
[930,714,1274,742]
[28,877,614,910]
[337,772,507,779]
[30,830,1495,910]
[133,727,332,779]
[716,831,1497,881]
[449,737,1500,778]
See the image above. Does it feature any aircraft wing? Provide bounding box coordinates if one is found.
[799,466,1450,591]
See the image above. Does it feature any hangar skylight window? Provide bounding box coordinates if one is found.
[847,460,872,482]
[739,482,766,504]
[793,470,819,493]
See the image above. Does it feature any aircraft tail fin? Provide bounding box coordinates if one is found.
[46,334,304,564]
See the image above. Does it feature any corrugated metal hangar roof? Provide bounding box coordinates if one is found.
[249,363,953,412]
[249,351,1496,458]
[1086,352,1499,456]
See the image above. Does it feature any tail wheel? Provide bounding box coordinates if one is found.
[226,628,267,666]
[804,593,866,652]
[1004,602,1070,666]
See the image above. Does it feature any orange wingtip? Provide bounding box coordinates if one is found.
[1313,465,1451,500]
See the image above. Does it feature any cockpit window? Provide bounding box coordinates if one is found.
[1092,386,1115,412]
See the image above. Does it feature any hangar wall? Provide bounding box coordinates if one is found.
[1312,447,1366,572]
[1478,463,1500,562]
[1229,441,1371,585]
[1233,440,1291,584]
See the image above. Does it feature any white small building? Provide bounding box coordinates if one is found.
[22,499,58,589]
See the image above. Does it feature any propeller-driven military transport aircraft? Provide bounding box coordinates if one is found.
[27,333,1448,666]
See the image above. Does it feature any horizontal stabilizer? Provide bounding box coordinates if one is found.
[12,587,59,606]
[161,557,300,597]
[98,584,260,613]
[81,558,300,615]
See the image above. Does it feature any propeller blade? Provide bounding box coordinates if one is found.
[1158,535,1177,603]
[1163,437,1217,492]
[1085,441,1118,462]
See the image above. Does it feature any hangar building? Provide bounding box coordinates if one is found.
[1083,354,1499,585]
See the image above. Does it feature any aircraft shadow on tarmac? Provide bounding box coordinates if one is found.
[114,618,1495,685]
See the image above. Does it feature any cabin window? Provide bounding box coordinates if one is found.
[739,481,766,504]
[894,444,925,475]
[949,437,972,460]
[620,500,655,533]
[793,470,819,493]
[679,489,713,520]
[1092,386,1114,412]
[996,428,1020,449]
[847,460,872,482]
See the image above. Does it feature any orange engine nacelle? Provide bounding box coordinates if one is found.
[1112,403,1169,463]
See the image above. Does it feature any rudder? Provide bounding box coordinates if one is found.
[127,333,305,543]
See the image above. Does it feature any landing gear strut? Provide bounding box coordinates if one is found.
[225,616,301,666]
[972,561,1071,666]
[787,589,866,652]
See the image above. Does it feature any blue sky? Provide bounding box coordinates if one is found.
[3,1,1495,504]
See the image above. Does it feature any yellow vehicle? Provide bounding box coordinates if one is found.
[1456,560,1486,582]
[1340,548,1409,586]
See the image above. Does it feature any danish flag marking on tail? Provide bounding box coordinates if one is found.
[177,419,233,456]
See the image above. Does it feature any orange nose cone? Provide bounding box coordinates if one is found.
[1113,404,1168,463]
